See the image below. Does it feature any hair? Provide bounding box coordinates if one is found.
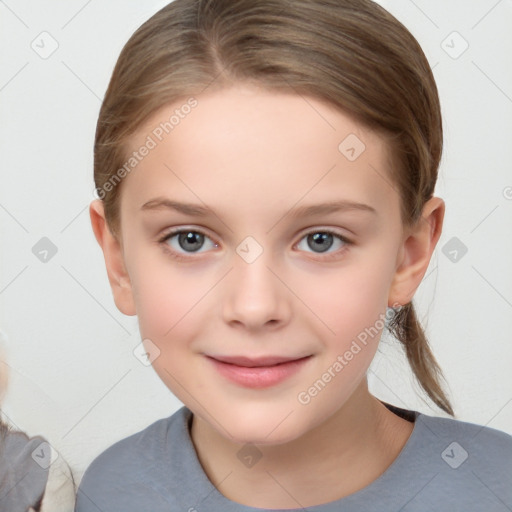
[93,0,454,416]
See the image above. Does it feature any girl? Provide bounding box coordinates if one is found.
[76,0,512,510]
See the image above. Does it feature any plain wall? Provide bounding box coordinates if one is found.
[0,0,511,484]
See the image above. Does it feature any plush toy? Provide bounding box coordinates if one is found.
[0,339,76,511]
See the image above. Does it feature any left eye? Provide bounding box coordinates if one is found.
[296,231,349,254]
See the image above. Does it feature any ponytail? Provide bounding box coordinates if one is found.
[388,303,454,416]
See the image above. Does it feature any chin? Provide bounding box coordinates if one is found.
[211,401,316,446]
[229,422,303,446]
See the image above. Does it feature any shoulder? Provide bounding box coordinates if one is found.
[418,412,512,466]
[77,406,189,478]
[75,406,191,512]
[407,412,512,509]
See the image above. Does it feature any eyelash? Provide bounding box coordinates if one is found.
[157,228,353,262]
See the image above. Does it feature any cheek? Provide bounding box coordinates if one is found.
[127,248,201,339]
[297,250,397,343]
[127,232,398,348]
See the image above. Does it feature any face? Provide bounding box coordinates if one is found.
[107,84,410,444]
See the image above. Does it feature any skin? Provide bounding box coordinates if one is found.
[90,83,444,508]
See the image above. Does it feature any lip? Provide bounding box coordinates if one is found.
[206,354,312,388]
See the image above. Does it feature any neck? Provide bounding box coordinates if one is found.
[190,381,414,509]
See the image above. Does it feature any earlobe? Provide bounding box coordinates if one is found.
[388,197,445,307]
[89,200,137,316]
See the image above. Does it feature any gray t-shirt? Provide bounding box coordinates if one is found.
[75,401,512,511]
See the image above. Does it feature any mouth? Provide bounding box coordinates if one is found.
[208,354,310,367]
[205,354,313,388]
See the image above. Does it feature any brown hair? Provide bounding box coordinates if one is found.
[94,0,454,416]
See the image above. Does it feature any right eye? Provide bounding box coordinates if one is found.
[159,228,219,260]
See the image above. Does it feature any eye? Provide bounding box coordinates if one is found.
[159,228,218,258]
[158,227,351,261]
[295,230,351,258]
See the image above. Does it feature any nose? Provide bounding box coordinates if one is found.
[222,247,292,332]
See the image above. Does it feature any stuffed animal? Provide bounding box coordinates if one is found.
[0,339,76,511]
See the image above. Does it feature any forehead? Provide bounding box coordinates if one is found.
[121,84,400,222]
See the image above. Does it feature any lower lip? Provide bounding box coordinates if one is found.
[207,356,311,389]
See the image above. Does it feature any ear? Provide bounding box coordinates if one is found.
[388,197,445,307]
[89,200,136,316]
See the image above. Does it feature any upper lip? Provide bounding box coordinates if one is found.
[206,355,311,367]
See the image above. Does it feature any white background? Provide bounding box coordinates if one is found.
[0,0,511,484]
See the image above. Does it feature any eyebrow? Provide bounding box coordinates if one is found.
[140,197,377,217]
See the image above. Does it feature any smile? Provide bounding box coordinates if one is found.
[205,354,313,388]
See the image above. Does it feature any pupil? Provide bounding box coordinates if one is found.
[308,233,333,253]
[179,232,204,252]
